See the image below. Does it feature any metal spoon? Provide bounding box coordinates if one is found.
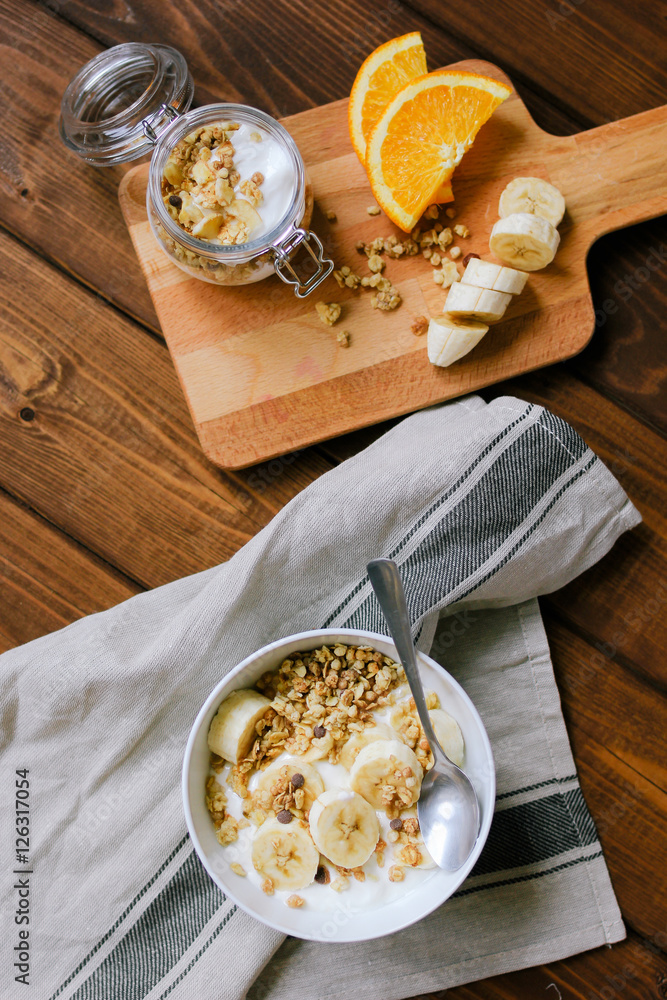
[367,558,480,871]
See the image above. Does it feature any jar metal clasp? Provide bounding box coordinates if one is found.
[142,103,181,144]
[271,227,334,297]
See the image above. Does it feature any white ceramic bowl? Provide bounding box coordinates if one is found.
[182,628,495,942]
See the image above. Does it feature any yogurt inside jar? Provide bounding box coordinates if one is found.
[161,119,297,247]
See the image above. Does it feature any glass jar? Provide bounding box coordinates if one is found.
[60,44,333,295]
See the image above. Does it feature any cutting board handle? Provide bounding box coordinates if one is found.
[565,104,667,240]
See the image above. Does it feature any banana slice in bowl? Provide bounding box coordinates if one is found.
[309,789,380,868]
[498,176,565,227]
[350,738,423,810]
[255,759,324,814]
[389,701,465,769]
[207,688,271,763]
[338,723,397,771]
[251,817,320,891]
[429,708,465,769]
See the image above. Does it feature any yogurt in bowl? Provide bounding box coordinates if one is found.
[182,629,495,942]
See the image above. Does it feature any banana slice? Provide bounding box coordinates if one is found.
[207,689,271,763]
[445,282,512,323]
[390,700,419,739]
[251,817,320,891]
[427,315,489,368]
[255,759,324,813]
[309,789,380,868]
[390,700,464,768]
[177,191,204,227]
[227,197,262,232]
[462,258,528,296]
[350,739,423,810]
[489,212,560,271]
[192,213,225,240]
[498,176,565,227]
[429,708,465,768]
[339,723,397,771]
[299,729,335,763]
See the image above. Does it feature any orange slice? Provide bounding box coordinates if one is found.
[348,32,427,165]
[366,70,512,231]
[433,179,455,204]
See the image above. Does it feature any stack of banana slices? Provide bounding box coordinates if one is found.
[491,176,566,270]
[428,176,565,368]
[427,258,528,367]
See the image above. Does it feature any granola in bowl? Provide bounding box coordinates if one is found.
[183,628,495,942]
[203,641,466,908]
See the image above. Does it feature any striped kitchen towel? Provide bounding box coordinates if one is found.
[0,395,638,1000]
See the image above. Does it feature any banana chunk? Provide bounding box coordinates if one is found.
[445,282,512,323]
[350,739,423,810]
[489,212,560,271]
[309,789,380,868]
[427,315,489,368]
[390,700,465,769]
[300,729,335,763]
[207,689,271,763]
[499,176,565,227]
[192,213,225,240]
[251,817,320,891]
[339,723,397,771]
[255,760,324,814]
[462,258,528,296]
[429,708,465,768]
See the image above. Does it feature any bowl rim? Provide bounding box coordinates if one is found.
[182,627,495,942]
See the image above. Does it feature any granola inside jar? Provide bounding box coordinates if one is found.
[147,105,318,287]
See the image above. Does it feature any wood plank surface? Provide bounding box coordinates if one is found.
[0,227,335,587]
[0,488,141,646]
[408,0,667,127]
[568,215,667,435]
[1,1,666,997]
[0,1,160,329]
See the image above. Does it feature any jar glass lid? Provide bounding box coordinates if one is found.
[59,43,194,167]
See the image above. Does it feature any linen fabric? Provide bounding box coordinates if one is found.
[0,395,638,1000]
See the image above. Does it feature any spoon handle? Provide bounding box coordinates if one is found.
[367,558,448,766]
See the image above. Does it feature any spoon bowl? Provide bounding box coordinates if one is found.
[367,558,481,871]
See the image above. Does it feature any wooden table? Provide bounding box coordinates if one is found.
[2,2,665,996]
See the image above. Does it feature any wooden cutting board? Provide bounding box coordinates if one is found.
[119,59,667,469]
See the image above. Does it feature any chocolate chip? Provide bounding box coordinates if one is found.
[168,194,182,208]
[313,725,326,739]
[389,818,403,831]
[276,809,293,824]
[290,773,305,789]
[314,865,330,884]
[462,252,480,266]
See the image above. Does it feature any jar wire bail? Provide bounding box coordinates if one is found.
[271,228,334,297]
